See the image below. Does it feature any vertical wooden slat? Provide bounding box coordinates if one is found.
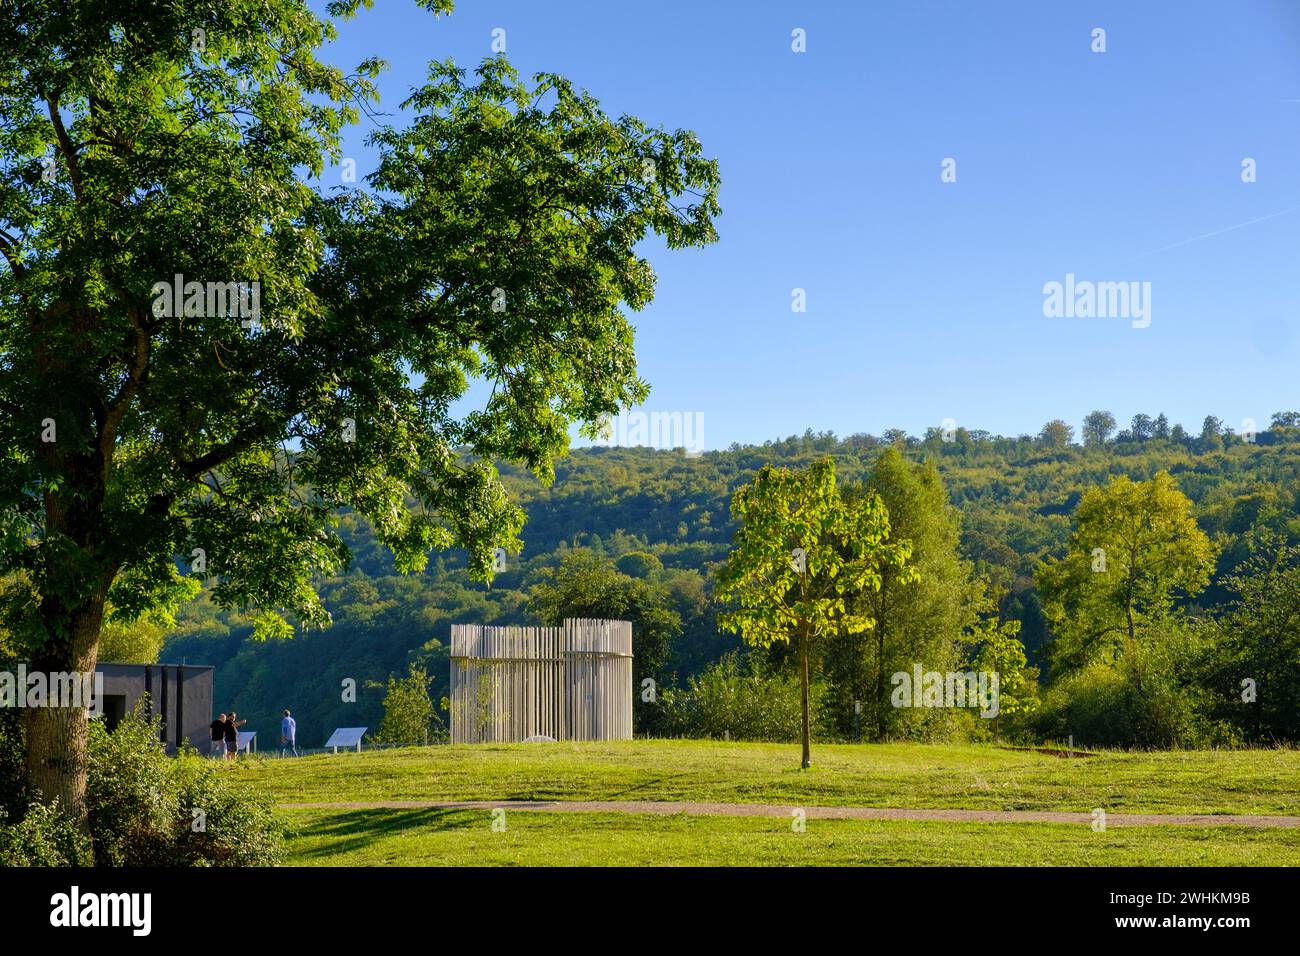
[450,618,633,744]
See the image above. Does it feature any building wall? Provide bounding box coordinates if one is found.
[96,663,215,755]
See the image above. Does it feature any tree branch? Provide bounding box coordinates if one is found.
[46,91,85,204]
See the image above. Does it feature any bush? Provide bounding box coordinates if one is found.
[0,802,91,866]
[1033,662,1137,746]
[1034,624,1226,748]
[85,709,285,866]
[660,653,836,742]
[87,709,177,865]
[171,750,285,866]
[0,705,285,867]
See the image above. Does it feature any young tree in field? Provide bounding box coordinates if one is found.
[373,663,440,745]
[715,457,915,768]
[1036,472,1215,691]
[0,1,719,824]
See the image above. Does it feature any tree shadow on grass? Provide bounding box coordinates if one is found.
[287,808,479,861]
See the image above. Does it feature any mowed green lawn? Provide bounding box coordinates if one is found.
[280,808,1300,866]
[231,740,1300,866]
[236,739,1300,814]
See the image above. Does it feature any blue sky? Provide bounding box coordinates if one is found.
[317,0,1300,449]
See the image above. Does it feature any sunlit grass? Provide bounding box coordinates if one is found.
[279,806,1300,866]
[234,738,1300,815]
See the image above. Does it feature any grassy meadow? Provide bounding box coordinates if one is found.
[232,740,1300,866]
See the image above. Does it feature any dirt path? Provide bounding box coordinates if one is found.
[278,799,1300,828]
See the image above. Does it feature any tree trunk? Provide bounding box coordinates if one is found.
[800,621,811,769]
[873,584,888,742]
[24,592,106,828]
[1124,592,1142,694]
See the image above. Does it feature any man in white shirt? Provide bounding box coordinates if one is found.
[280,709,298,757]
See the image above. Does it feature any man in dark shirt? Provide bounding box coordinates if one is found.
[224,712,246,760]
[210,713,228,759]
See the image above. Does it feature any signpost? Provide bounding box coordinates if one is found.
[325,727,368,753]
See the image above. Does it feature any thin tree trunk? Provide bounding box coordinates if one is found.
[800,621,811,769]
[873,581,888,741]
[1125,591,1142,694]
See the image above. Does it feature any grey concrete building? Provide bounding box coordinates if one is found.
[96,662,216,755]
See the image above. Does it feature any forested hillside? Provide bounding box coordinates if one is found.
[160,413,1300,747]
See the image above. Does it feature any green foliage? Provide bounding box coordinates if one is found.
[1033,662,1135,746]
[168,417,1300,750]
[717,457,913,649]
[1037,471,1216,675]
[97,603,177,663]
[86,709,284,866]
[87,709,176,865]
[716,456,915,764]
[1082,410,1117,447]
[1198,532,1300,741]
[0,698,25,816]
[0,704,283,866]
[616,551,663,578]
[0,0,719,811]
[170,754,287,866]
[828,450,972,741]
[1034,473,1221,746]
[659,653,834,742]
[1032,620,1224,748]
[1038,420,1074,449]
[372,663,443,744]
[250,610,295,643]
[0,801,91,866]
[966,607,1039,740]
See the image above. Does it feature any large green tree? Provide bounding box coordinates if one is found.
[830,449,974,740]
[715,457,914,767]
[0,0,719,823]
[1081,410,1117,447]
[1036,472,1216,689]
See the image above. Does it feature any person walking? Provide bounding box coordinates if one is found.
[279,709,298,757]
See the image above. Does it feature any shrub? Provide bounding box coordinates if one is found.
[1033,623,1224,748]
[0,706,285,867]
[87,709,177,865]
[85,710,285,866]
[171,750,285,866]
[1033,662,1136,746]
[660,652,836,742]
[0,802,91,866]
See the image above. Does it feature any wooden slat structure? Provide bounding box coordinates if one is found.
[449,618,633,744]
